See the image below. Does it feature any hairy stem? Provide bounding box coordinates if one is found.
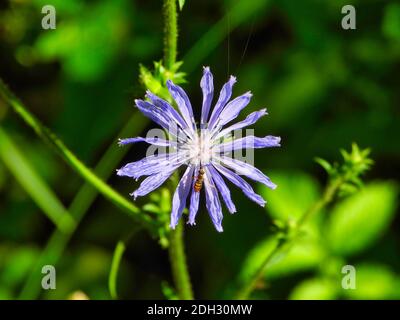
[235,177,344,300]
[168,221,194,300]
[162,0,193,299]
[163,0,178,69]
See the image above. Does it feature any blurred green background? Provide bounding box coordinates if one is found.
[0,0,399,299]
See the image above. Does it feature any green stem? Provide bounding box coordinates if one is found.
[162,0,193,299]
[18,112,149,299]
[0,78,156,234]
[235,177,344,300]
[0,127,75,233]
[163,0,178,69]
[168,221,194,300]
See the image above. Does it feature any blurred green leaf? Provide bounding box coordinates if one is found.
[0,246,39,289]
[0,127,75,233]
[239,235,325,282]
[342,264,400,300]
[34,0,130,82]
[259,171,320,222]
[290,277,339,300]
[382,3,400,41]
[327,181,398,256]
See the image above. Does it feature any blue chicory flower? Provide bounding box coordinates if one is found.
[117,67,281,232]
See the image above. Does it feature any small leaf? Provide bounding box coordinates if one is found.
[314,157,333,174]
[178,0,186,11]
[161,281,178,300]
[290,277,339,300]
[327,181,398,256]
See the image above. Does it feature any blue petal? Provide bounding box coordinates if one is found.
[166,80,196,131]
[204,168,223,232]
[215,92,252,129]
[200,66,214,126]
[208,76,236,129]
[188,166,200,225]
[131,166,179,200]
[208,165,236,214]
[135,99,184,138]
[117,152,189,180]
[135,99,170,128]
[212,162,266,207]
[146,91,194,138]
[170,166,194,229]
[214,135,281,152]
[214,109,268,140]
[218,156,277,189]
[118,137,176,147]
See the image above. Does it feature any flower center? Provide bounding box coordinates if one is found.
[185,129,214,166]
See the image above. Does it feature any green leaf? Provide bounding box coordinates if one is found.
[259,171,321,222]
[342,264,400,300]
[0,246,39,288]
[239,235,325,282]
[382,3,400,41]
[161,281,178,300]
[290,277,339,300]
[314,157,333,174]
[327,181,398,256]
[178,0,185,11]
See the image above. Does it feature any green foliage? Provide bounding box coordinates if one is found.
[109,240,126,299]
[316,143,374,197]
[178,0,186,11]
[0,246,39,290]
[239,236,325,282]
[342,264,400,300]
[260,171,320,222]
[139,61,186,102]
[0,0,399,300]
[382,3,400,41]
[0,128,75,233]
[161,281,178,300]
[290,278,339,300]
[327,182,398,256]
[34,0,130,82]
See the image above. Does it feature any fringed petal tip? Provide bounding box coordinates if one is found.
[203,66,210,72]
[187,219,196,226]
[265,135,281,147]
[169,222,178,230]
[228,75,237,84]
[134,99,142,107]
[214,223,224,233]
[129,191,138,200]
[269,182,278,190]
